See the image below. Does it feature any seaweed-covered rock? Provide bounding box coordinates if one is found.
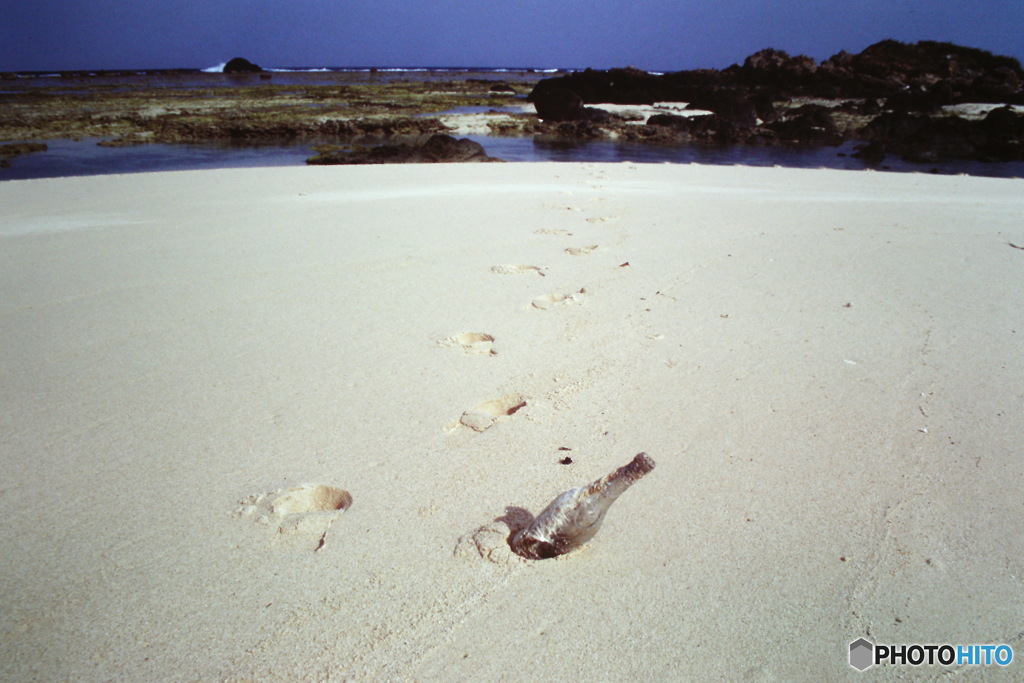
[0,142,48,169]
[306,134,500,165]
[489,81,517,94]
[645,111,754,143]
[0,142,48,157]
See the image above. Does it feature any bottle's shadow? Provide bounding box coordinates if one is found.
[495,506,533,550]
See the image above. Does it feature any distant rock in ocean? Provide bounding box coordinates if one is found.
[223,57,263,74]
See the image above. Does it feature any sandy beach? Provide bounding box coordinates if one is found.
[1,162,1022,678]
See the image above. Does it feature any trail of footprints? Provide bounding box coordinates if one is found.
[448,197,620,435]
[239,176,630,553]
[448,175,638,562]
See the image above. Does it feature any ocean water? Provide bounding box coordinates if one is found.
[5,65,555,91]
[5,135,1023,182]
[3,67,1024,180]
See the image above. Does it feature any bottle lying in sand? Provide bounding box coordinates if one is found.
[511,452,656,560]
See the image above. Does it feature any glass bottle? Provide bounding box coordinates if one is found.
[511,452,655,560]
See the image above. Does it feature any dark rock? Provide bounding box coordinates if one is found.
[740,48,819,88]
[685,89,760,128]
[763,104,843,145]
[642,113,723,142]
[529,67,661,105]
[148,115,446,144]
[975,67,1023,101]
[751,91,779,122]
[820,39,1024,103]
[982,104,1024,134]
[462,40,1024,162]
[529,87,611,123]
[979,105,1024,160]
[413,134,495,162]
[306,134,500,165]
[548,120,606,139]
[97,135,151,147]
[849,39,1020,83]
[851,141,887,163]
[223,57,263,74]
[858,110,928,142]
[856,106,1024,162]
[649,102,845,147]
[530,40,1023,128]
[530,87,587,121]
[646,113,694,129]
[0,142,48,158]
[860,97,884,115]
[582,107,612,123]
[645,111,752,143]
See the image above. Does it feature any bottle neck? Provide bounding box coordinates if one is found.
[584,452,655,499]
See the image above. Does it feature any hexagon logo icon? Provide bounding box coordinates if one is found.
[849,638,874,671]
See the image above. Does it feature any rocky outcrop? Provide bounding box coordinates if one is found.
[223,57,263,74]
[526,40,1024,161]
[0,142,47,168]
[855,105,1024,162]
[642,112,758,144]
[761,104,843,146]
[147,115,447,143]
[532,41,1023,109]
[683,89,762,128]
[528,67,663,105]
[306,134,501,165]
[530,87,586,121]
[738,48,819,89]
[530,86,612,122]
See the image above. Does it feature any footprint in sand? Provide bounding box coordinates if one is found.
[459,394,527,432]
[237,484,353,551]
[438,332,496,356]
[532,288,586,310]
[491,264,546,276]
[533,228,574,236]
[585,216,620,224]
[453,519,528,566]
[565,245,598,256]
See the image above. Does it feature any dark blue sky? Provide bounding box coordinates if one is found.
[2,0,1022,72]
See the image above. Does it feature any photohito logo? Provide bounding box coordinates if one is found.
[849,638,1014,671]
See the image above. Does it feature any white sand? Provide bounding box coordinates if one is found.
[1,163,1022,678]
